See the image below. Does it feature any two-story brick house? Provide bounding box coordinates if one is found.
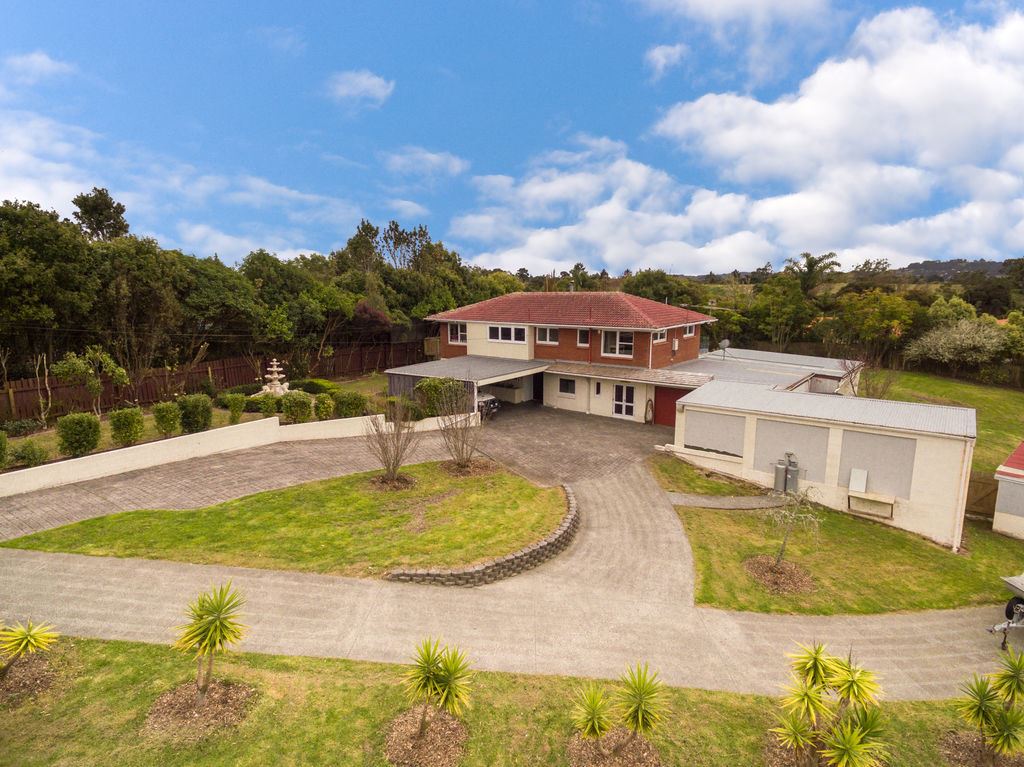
[385,291,716,426]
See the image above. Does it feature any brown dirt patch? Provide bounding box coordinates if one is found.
[566,728,662,767]
[0,652,57,707]
[372,473,418,491]
[385,704,467,767]
[744,555,816,595]
[143,678,257,742]
[941,730,1024,766]
[440,458,498,477]
[762,736,807,767]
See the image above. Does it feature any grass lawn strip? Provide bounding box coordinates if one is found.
[2,637,966,767]
[2,462,566,578]
[331,371,388,398]
[679,504,1024,614]
[647,453,763,497]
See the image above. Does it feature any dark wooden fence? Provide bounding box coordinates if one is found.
[0,341,426,421]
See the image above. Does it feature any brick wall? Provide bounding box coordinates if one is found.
[651,325,702,368]
[439,323,469,358]
[532,328,594,363]
[385,486,579,586]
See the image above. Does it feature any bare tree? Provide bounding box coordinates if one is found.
[33,353,52,427]
[842,356,896,399]
[764,489,821,568]
[436,385,481,470]
[365,397,421,484]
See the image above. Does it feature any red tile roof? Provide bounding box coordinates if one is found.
[997,441,1024,480]
[427,292,715,330]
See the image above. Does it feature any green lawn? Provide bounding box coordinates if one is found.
[648,453,763,496]
[5,409,260,467]
[872,370,1024,474]
[2,463,565,578]
[331,372,388,398]
[0,637,966,767]
[680,505,1024,614]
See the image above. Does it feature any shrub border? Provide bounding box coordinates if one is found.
[385,486,579,587]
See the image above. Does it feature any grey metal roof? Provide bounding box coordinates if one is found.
[669,348,854,388]
[545,361,711,389]
[680,380,977,438]
[385,355,548,383]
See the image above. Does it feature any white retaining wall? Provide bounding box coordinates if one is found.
[0,413,455,499]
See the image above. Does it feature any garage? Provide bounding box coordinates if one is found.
[654,386,689,427]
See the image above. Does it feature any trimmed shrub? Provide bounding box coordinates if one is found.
[314,393,334,421]
[254,394,280,418]
[414,377,465,418]
[56,412,101,457]
[178,394,213,434]
[223,393,246,425]
[281,390,314,424]
[333,391,368,419]
[12,439,48,467]
[290,378,339,395]
[152,401,181,437]
[110,407,145,447]
[0,431,7,467]
[225,382,263,396]
[0,419,41,438]
[384,395,424,422]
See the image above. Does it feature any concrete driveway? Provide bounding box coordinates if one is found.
[0,406,1005,699]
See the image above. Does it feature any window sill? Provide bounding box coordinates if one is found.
[448,341,467,346]
[601,353,634,359]
[537,341,559,346]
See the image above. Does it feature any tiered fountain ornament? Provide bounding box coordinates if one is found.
[257,358,290,395]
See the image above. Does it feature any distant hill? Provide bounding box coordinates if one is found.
[892,258,1006,280]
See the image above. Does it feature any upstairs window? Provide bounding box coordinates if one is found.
[577,329,590,347]
[537,327,560,345]
[448,322,467,344]
[602,330,634,357]
[683,324,696,338]
[488,325,527,343]
[652,329,667,343]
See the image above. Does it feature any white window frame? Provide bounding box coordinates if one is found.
[601,330,634,358]
[683,324,696,338]
[448,322,467,345]
[577,329,590,347]
[557,377,576,398]
[652,329,668,343]
[488,325,527,344]
[537,327,560,345]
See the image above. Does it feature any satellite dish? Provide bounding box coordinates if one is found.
[718,339,731,350]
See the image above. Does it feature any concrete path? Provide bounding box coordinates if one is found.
[0,407,1007,699]
[666,491,787,509]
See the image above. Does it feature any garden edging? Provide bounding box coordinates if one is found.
[384,485,579,587]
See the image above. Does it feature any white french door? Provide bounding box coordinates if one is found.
[613,384,635,418]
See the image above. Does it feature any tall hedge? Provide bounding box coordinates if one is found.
[178,394,213,434]
[110,406,145,447]
[152,401,181,437]
[57,412,101,457]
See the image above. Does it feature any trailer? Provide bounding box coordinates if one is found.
[988,574,1024,649]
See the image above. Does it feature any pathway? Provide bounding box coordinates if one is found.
[0,407,1006,699]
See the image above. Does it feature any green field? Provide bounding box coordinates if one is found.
[875,370,1024,474]
[680,505,1024,614]
[0,637,966,767]
[2,463,565,578]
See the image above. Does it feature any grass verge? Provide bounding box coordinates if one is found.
[679,506,1024,614]
[2,463,566,578]
[648,453,762,496]
[1,637,966,767]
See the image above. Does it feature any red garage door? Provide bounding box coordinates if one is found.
[653,386,687,427]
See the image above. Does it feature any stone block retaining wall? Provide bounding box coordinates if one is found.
[385,486,579,587]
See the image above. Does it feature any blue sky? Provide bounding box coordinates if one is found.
[2,1,1024,275]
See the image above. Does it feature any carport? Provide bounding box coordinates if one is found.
[386,356,550,407]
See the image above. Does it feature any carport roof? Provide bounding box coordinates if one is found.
[546,361,711,389]
[681,380,977,438]
[385,355,548,384]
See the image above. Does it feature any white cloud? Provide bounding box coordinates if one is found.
[2,51,75,86]
[326,69,394,110]
[249,26,306,56]
[644,43,687,81]
[637,0,828,25]
[173,222,315,262]
[383,146,469,177]
[388,198,430,219]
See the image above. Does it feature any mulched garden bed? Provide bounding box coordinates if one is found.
[143,678,257,742]
[372,473,418,491]
[0,652,57,707]
[385,704,467,767]
[440,458,497,477]
[762,736,809,767]
[941,730,1024,766]
[744,555,816,595]
[566,728,662,767]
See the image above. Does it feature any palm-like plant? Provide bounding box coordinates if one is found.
[986,706,1024,759]
[789,642,833,688]
[173,582,246,705]
[770,710,816,767]
[0,620,59,680]
[573,683,613,741]
[828,656,880,713]
[957,652,1024,765]
[958,675,1001,738]
[403,638,472,739]
[819,719,887,767]
[992,648,1024,707]
[614,663,665,754]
